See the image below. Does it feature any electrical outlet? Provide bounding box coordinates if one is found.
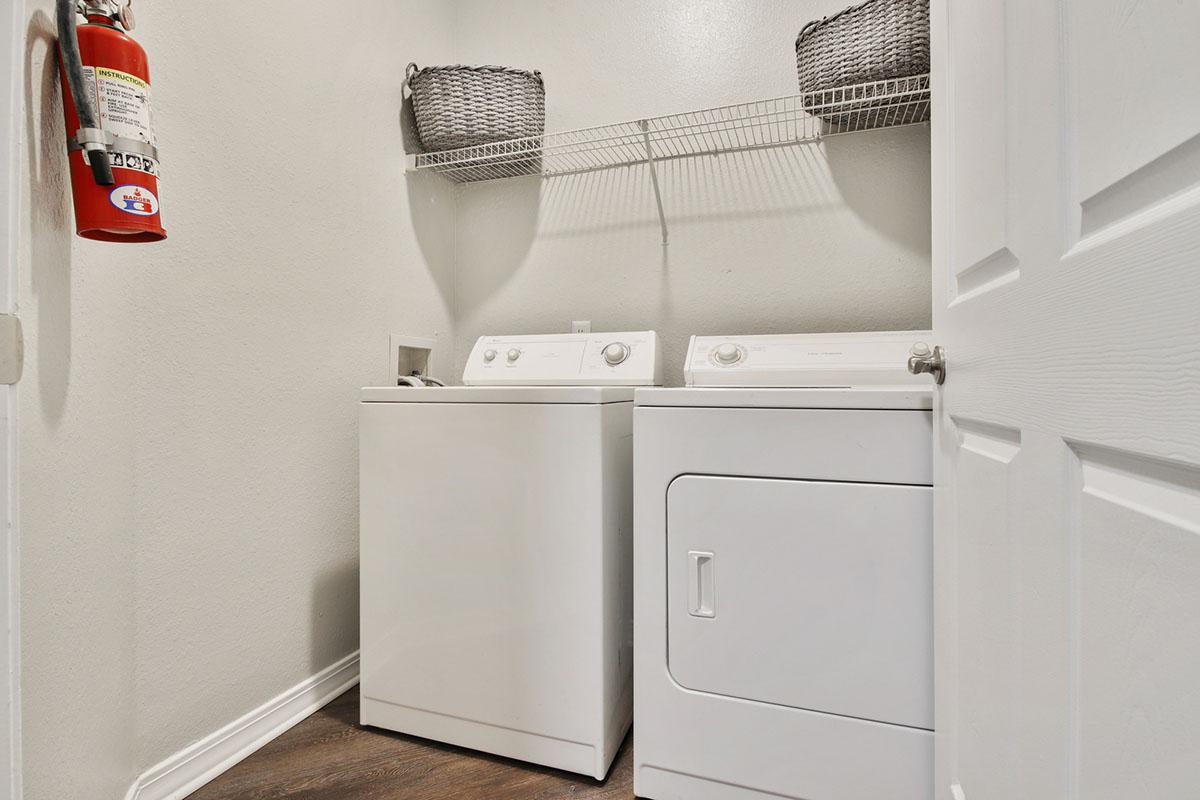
[572,320,591,334]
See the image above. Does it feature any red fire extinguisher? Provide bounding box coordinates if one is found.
[57,0,166,242]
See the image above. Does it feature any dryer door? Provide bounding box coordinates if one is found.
[667,475,932,730]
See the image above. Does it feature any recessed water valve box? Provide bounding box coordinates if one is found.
[388,334,437,385]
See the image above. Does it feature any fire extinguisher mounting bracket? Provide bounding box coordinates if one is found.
[74,126,113,148]
[68,130,158,163]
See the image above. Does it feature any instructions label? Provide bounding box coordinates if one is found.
[82,65,159,175]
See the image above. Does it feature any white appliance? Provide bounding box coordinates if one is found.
[359,331,660,779]
[633,331,934,800]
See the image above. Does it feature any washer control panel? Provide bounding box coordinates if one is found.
[686,331,933,387]
[464,331,662,386]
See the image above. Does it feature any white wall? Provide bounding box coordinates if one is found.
[447,0,931,384]
[21,8,137,798]
[15,1,931,798]
[17,2,455,798]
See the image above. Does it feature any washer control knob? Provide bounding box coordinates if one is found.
[506,348,521,363]
[602,342,630,366]
[483,349,497,363]
[714,343,742,365]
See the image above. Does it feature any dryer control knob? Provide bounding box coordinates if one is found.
[483,349,497,363]
[506,348,521,363]
[602,342,630,366]
[714,343,742,365]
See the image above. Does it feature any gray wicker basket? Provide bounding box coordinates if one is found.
[796,0,930,130]
[405,63,545,177]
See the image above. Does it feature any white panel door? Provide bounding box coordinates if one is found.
[932,2,1200,799]
[0,2,18,798]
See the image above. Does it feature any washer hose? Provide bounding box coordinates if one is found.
[56,0,114,185]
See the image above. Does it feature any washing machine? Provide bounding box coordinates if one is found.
[633,331,934,800]
[359,331,660,779]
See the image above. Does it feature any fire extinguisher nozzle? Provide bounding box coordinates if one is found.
[88,151,115,186]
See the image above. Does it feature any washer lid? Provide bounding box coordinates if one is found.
[685,331,932,387]
[360,386,636,404]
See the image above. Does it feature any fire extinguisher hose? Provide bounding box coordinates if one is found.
[56,0,114,186]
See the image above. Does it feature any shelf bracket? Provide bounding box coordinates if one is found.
[638,120,668,247]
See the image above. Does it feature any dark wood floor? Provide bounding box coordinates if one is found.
[187,688,635,799]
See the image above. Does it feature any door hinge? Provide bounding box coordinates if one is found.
[0,315,23,385]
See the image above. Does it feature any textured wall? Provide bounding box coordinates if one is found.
[448,0,931,385]
[17,2,455,798]
[20,6,138,798]
[16,1,931,797]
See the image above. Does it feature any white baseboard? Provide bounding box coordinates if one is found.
[126,650,360,800]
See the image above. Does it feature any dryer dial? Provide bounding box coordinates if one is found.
[603,342,630,366]
[714,343,743,366]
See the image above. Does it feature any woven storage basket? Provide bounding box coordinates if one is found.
[406,63,545,179]
[795,0,930,130]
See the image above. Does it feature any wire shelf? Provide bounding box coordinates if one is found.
[407,74,930,184]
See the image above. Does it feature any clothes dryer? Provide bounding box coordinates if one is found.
[633,332,933,800]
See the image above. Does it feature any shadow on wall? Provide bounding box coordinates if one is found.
[404,170,459,308]
[529,143,843,242]
[407,175,540,319]
[25,10,73,426]
[824,126,931,253]
[310,559,359,674]
[401,89,541,315]
[451,124,931,383]
[454,127,931,247]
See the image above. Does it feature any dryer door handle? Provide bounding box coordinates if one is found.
[688,551,716,618]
